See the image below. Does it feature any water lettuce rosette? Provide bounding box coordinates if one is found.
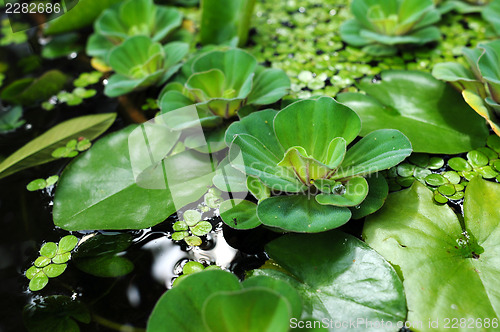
[159,48,290,124]
[432,39,500,135]
[86,0,183,60]
[104,36,188,97]
[340,0,441,56]
[220,97,412,233]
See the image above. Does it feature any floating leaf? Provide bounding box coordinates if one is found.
[364,179,500,328]
[252,231,407,329]
[0,113,116,179]
[337,71,489,153]
[53,126,176,230]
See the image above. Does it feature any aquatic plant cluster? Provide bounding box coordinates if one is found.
[1,0,500,331]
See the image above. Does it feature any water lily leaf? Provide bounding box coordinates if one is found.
[203,288,291,332]
[0,113,116,179]
[333,129,412,179]
[257,195,351,233]
[363,179,500,328]
[23,296,90,332]
[1,70,67,105]
[147,270,241,332]
[242,275,303,319]
[252,231,407,330]
[45,0,124,35]
[337,71,489,153]
[53,126,176,230]
[274,97,361,162]
[220,199,261,230]
[316,176,369,207]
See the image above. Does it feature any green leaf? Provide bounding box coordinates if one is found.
[0,70,67,105]
[0,106,25,132]
[29,274,49,292]
[0,113,116,179]
[183,210,202,226]
[184,236,202,246]
[202,288,291,332]
[43,263,67,278]
[34,257,51,268]
[225,109,282,157]
[23,296,90,332]
[246,68,290,105]
[242,275,303,319]
[53,126,176,230]
[220,199,262,230]
[432,62,485,95]
[75,255,133,278]
[45,0,124,35]
[26,179,47,192]
[274,97,361,161]
[316,176,369,207]
[229,134,306,192]
[200,0,256,47]
[190,221,212,236]
[337,71,489,153]
[277,146,331,186]
[58,235,78,253]
[147,270,241,332]
[364,179,500,328]
[333,129,412,179]
[253,231,407,329]
[40,242,58,259]
[257,195,351,233]
[182,261,205,275]
[42,33,83,59]
[73,233,133,277]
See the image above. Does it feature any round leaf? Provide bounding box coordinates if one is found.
[364,179,500,328]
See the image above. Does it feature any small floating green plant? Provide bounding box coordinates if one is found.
[25,235,78,291]
[340,0,442,55]
[222,97,412,232]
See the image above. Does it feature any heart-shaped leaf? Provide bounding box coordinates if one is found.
[203,288,291,332]
[53,126,176,231]
[337,70,489,153]
[252,231,407,330]
[364,179,500,329]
